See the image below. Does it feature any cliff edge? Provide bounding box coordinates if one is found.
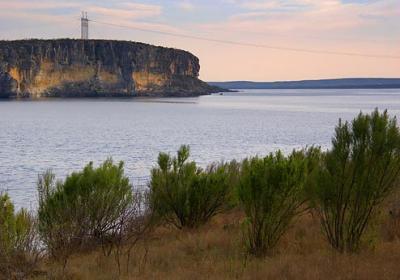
[0,39,220,98]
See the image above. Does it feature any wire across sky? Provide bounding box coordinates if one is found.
[87,19,400,60]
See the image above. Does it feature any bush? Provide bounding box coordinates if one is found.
[0,193,40,277]
[311,109,400,253]
[150,145,232,229]
[238,150,315,257]
[37,159,134,264]
[385,189,400,241]
[111,190,154,275]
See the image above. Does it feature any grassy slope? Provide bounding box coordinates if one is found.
[35,207,400,280]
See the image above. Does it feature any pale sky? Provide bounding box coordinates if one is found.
[0,0,399,81]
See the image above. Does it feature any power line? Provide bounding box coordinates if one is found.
[235,29,400,44]
[88,19,400,60]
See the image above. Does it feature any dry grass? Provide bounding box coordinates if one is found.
[33,209,400,280]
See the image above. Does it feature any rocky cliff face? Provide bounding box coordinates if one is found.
[0,39,219,98]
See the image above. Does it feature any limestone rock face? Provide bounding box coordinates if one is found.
[0,39,219,98]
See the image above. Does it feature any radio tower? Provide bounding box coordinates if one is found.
[81,12,89,40]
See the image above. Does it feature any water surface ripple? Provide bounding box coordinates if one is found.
[1,89,399,209]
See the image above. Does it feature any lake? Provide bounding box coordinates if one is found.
[1,89,400,209]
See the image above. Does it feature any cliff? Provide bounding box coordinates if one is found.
[0,39,220,98]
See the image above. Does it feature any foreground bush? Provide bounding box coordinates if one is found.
[150,145,232,229]
[0,193,40,277]
[37,159,134,265]
[238,150,316,257]
[311,109,400,253]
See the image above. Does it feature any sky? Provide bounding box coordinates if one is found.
[0,0,399,81]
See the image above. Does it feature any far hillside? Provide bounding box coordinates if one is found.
[208,78,400,90]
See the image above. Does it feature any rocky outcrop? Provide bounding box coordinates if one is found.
[0,39,221,98]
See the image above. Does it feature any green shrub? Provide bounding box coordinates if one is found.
[311,109,400,253]
[238,150,315,257]
[37,159,134,263]
[0,193,40,277]
[150,145,232,229]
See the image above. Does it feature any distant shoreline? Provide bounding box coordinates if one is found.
[208,78,400,90]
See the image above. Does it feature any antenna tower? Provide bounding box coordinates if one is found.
[81,11,89,40]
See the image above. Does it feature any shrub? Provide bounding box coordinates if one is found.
[110,190,154,275]
[0,193,40,277]
[238,150,314,257]
[311,109,400,253]
[37,159,134,264]
[150,145,232,229]
[385,189,400,241]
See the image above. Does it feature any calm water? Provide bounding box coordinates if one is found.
[1,89,400,209]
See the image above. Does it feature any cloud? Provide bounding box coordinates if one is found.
[177,1,195,11]
[0,0,81,26]
[0,1,163,21]
[0,0,80,10]
[239,0,304,10]
[0,0,173,31]
[87,3,162,21]
[0,0,398,80]
[0,0,181,40]
[199,0,400,34]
